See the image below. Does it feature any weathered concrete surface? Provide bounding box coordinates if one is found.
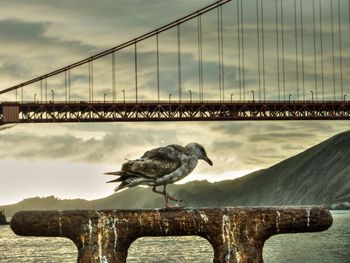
[10,206,332,263]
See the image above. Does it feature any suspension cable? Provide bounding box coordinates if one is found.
[177,24,182,102]
[275,0,281,101]
[237,0,242,101]
[65,71,67,102]
[68,69,71,102]
[331,0,336,101]
[220,5,225,101]
[40,79,43,101]
[313,0,318,101]
[319,0,325,101]
[281,0,286,101]
[217,7,223,101]
[256,0,261,100]
[45,78,47,102]
[0,0,232,95]
[294,0,299,100]
[300,0,305,101]
[156,33,160,102]
[197,15,203,101]
[91,61,94,101]
[112,52,116,101]
[135,43,138,102]
[217,8,222,101]
[338,0,344,99]
[240,0,246,101]
[261,0,266,101]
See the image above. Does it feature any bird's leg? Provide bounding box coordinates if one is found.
[153,186,180,208]
[153,186,171,208]
[163,185,176,208]
[163,185,182,202]
[152,186,164,196]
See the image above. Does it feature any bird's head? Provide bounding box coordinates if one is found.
[185,142,213,166]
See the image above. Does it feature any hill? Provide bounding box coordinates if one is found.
[1,130,350,217]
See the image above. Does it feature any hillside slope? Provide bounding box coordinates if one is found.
[2,130,350,216]
[178,130,350,206]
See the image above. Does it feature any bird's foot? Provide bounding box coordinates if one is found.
[165,203,183,209]
[166,194,182,202]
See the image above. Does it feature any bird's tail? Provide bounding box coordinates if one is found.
[114,181,128,192]
[104,171,124,176]
[105,171,134,192]
[105,170,154,192]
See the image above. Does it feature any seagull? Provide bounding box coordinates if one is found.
[105,142,213,208]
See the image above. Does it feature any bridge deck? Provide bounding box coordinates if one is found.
[1,101,349,124]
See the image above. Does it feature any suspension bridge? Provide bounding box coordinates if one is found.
[0,0,349,124]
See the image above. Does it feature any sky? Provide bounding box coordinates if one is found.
[0,0,349,205]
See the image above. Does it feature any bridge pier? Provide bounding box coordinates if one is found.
[1,104,19,124]
[10,206,332,263]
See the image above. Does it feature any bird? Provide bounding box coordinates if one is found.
[105,142,213,208]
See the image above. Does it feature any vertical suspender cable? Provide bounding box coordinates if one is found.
[294,0,299,100]
[89,61,94,102]
[281,0,286,101]
[313,0,318,100]
[135,43,138,103]
[275,0,281,101]
[300,0,305,101]
[40,80,43,102]
[319,0,325,101]
[88,62,91,101]
[220,5,225,101]
[237,0,242,101]
[217,7,222,101]
[91,62,93,101]
[197,15,203,101]
[177,24,182,102]
[331,0,336,100]
[68,69,71,102]
[197,15,200,101]
[45,78,47,102]
[217,6,225,101]
[261,0,266,101]
[112,52,116,102]
[240,0,246,101]
[256,0,261,100]
[91,60,94,101]
[156,33,160,102]
[65,71,67,102]
[338,0,343,99]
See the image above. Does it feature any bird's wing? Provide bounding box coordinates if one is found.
[121,145,185,179]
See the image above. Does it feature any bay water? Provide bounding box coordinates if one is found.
[0,210,349,262]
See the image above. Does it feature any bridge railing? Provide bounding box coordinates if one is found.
[1,100,349,106]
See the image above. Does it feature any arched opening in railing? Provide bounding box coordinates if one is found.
[128,236,213,262]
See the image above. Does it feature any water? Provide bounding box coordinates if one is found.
[0,211,349,262]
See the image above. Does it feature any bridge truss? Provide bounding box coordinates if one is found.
[1,101,349,124]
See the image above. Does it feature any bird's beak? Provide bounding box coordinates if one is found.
[204,156,213,166]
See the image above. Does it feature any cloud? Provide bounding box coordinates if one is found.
[0,124,16,131]
[0,0,349,204]
[1,0,349,103]
[249,132,313,142]
[0,0,350,175]
[0,123,181,163]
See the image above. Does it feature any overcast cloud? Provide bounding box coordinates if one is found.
[0,0,349,204]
